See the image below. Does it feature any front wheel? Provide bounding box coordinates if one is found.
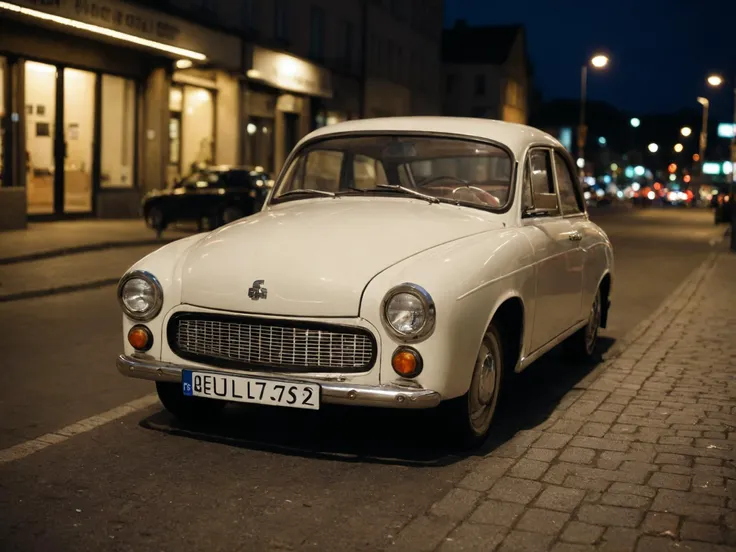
[146,205,167,235]
[565,288,602,361]
[156,381,226,422]
[442,323,504,448]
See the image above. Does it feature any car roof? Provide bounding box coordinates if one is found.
[296,116,563,158]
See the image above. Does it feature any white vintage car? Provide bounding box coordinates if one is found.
[116,117,613,446]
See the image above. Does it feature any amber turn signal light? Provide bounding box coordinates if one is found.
[391,347,423,378]
[128,325,153,351]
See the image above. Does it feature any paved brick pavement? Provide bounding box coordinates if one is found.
[387,251,736,552]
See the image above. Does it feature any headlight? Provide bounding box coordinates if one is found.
[381,283,436,341]
[117,270,163,321]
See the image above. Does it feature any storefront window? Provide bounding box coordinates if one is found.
[101,75,135,188]
[25,60,57,215]
[181,86,214,175]
[245,117,274,173]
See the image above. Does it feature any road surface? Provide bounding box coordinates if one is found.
[0,207,726,552]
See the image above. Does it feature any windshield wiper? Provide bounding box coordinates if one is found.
[335,186,367,194]
[375,184,441,204]
[278,189,337,198]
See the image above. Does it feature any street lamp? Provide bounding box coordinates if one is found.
[706,73,736,251]
[674,143,684,153]
[648,143,659,153]
[707,74,724,87]
[681,126,692,137]
[697,96,710,180]
[630,117,641,128]
[578,52,609,167]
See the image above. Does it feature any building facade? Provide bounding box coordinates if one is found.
[442,21,529,125]
[0,0,444,229]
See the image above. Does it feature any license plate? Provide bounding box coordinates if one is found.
[182,371,320,410]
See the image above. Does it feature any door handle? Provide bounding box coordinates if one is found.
[567,231,583,242]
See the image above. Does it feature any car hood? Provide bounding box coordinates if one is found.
[179,198,503,317]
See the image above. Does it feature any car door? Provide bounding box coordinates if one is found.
[551,149,587,325]
[521,148,583,353]
[174,171,207,220]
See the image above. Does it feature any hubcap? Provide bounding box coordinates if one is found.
[585,292,601,353]
[468,335,501,435]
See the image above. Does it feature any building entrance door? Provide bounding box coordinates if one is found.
[24,60,94,216]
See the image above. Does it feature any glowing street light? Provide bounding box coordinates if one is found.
[707,74,724,87]
[681,126,692,137]
[674,143,684,153]
[578,52,611,164]
[630,117,641,128]
[591,54,609,68]
[648,143,659,153]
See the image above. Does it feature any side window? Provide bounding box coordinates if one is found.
[353,154,388,189]
[553,152,582,215]
[528,150,560,215]
[304,150,344,192]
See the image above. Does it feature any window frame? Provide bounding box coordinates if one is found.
[549,147,586,217]
[520,146,562,220]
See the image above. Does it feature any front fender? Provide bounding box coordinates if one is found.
[120,233,209,359]
[360,228,536,400]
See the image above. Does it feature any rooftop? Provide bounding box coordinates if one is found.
[442,21,523,65]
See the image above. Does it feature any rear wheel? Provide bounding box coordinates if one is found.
[443,323,504,448]
[221,206,245,225]
[565,288,602,361]
[156,381,226,422]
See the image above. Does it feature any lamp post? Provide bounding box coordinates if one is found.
[706,73,736,251]
[578,53,609,171]
[697,97,710,177]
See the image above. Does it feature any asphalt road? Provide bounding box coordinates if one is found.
[0,207,727,552]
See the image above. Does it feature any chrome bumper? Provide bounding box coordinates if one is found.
[116,354,441,409]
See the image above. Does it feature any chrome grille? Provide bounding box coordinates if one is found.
[169,314,376,373]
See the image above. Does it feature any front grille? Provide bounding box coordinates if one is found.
[168,313,377,373]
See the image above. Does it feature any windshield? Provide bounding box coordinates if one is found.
[271,135,514,210]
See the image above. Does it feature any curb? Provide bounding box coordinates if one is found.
[386,250,724,551]
[0,238,180,266]
[0,278,120,303]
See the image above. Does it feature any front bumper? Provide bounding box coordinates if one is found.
[116,354,441,409]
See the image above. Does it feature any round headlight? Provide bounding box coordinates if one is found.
[117,271,163,321]
[381,283,436,341]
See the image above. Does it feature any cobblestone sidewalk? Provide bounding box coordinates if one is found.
[389,251,736,552]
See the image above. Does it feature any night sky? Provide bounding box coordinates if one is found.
[444,0,736,121]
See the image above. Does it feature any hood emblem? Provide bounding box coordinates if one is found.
[248,280,267,301]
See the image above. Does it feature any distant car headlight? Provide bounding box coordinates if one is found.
[381,283,436,341]
[117,270,163,321]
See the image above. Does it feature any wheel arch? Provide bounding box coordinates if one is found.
[485,293,526,375]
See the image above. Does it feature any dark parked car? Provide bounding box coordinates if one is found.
[143,165,273,234]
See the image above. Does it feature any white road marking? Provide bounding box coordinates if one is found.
[0,393,159,465]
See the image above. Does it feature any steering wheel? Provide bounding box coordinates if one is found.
[420,175,469,187]
[450,185,501,207]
